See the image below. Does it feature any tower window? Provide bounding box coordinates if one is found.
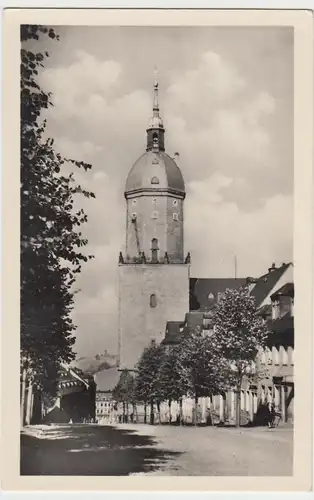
[150,294,157,308]
[173,200,178,207]
[173,213,178,221]
[151,238,159,263]
[152,197,157,204]
[132,199,137,205]
[151,176,159,185]
[131,213,137,221]
[152,211,158,219]
[152,158,159,164]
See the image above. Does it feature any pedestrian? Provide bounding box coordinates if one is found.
[267,401,275,428]
[205,407,212,426]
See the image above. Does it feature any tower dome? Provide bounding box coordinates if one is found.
[125,79,185,197]
[125,151,185,195]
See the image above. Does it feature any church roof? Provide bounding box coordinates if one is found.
[250,263,291,307]
[189,277,247,311]
[125,150,185,195]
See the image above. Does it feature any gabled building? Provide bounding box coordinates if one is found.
[256,282,294,423]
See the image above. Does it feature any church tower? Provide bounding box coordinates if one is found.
[118,79,190,370]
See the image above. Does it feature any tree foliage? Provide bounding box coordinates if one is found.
[112,370,135,405]
[134,342,164,405]
[211,287,269,384]
[20,25,95,394]
[157,345,185,405]
[211,286,269,425]
[177,327,229,404]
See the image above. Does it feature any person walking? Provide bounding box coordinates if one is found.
[267,401,276,428]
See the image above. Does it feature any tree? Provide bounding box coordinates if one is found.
[177,327,228,426]
[20,25,95,396]
[211,286,269,427]
[157,345,185,424]
[112,370,136,422]
[134,342,164,425]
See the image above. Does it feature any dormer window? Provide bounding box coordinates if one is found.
[151,176,159,185]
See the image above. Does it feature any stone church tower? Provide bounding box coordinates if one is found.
[118,80,190,370]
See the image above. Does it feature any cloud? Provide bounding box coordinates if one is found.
[36,28,293,357]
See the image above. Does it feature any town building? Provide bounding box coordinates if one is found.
[161,266,294,426]
[256,282,294,423]
[95,390,114,424]
[21,364,96,425]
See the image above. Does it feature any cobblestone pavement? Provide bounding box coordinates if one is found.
[20,423,293,476]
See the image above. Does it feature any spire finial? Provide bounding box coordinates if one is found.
[153,67,159,112]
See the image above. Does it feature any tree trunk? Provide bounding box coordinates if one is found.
[126,402,129,423]
[144,402,147,424]
[179,398,183,426]
[122,401,125,423]
[132,403,136,423]
[20,368,27,427]
[194,395,198,426]
[25,380,33,425]
[168,400,172,424]
[236,386,241,428]
[157,401,161,425]
[150,400,154,425]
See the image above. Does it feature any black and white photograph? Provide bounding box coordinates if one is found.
[2,8,312,489]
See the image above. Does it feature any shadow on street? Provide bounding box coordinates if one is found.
[20,424,181,476]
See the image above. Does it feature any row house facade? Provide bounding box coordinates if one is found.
[161,263,294,426]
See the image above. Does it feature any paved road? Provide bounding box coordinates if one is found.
[20,423,293,476]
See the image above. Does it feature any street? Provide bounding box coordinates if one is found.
[20,423,293,476]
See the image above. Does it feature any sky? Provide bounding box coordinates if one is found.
[35,26,293,358]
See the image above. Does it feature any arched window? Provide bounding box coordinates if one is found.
[151,176,159,185]
[150,294,157,308]
[151,238,158,263]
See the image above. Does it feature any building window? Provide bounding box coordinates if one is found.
[152,197,157,204]
[132,199,137,205]
[173,199,178,207]
[150,294,157,308]
[173,213,178,221]
[151,176,159,185]
[281,346,288,365]
[272,346,280,365]
[131,213,137,221]
[152,211,158,219]
[272,300,280,320]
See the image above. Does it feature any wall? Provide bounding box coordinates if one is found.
[126,193,184,262]
[118,263,189,369]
